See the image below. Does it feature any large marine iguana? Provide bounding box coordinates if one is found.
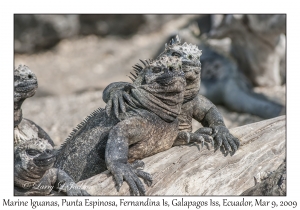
[14,65,54,146]
[14,138,89,196]
[103,36,240,153]
[55,56,188,195]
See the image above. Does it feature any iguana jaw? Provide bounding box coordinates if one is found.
[182,58,201,68]
[34,154,56,167]
[14,80,38,102]
[15,80,38,93]
[154,71,185,87]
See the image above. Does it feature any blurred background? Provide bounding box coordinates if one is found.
[14,14,286,146]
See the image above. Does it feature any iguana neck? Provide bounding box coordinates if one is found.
[184,76,201,103]
[130,80,185,123]
[14,109,23,127]
[14,98,25,127]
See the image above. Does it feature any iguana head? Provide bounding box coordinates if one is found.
[158,35,202,101]
[14,138,56,187]
[14,65,38,108]
[158,35,202,81]
[131,55,186,91]
[143,55,185,88]
[128,55,186,122]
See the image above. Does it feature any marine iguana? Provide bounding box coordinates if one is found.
[55,56,187,195]
[14,65,54,146]
[199,44,285,119]
[14,138,89,196]
[103,36,240,153]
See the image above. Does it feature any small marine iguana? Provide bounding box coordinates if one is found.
[55,56,187,195]
[14,138,89,196]
[14,65,54,146]
[103,36,240,153]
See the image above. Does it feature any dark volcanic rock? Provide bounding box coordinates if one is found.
[14,15,79,53]
[79,14,146,36]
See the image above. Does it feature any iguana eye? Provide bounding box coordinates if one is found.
[152,67,162,73]
[172,52,181,57]
[169,67,174,71]
[26,149,41,156]
[188,55,193,60]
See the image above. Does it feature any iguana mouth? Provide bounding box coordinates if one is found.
[182,61,201,73]
[15,81,38,93]
[182,59,201,67]
[34,155,56,167]
[155,73,185,86]
[183,66,201,74]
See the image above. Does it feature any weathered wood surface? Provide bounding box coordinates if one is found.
[241,160,286,196]
[77,115,286,195]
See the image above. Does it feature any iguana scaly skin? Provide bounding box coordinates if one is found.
[55,56,186,195]
[104,36,240,153]
[14,138,89,196]
[14,65,54,146]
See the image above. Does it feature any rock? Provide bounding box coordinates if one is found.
[14,15,80,53]
[79,14,146,36]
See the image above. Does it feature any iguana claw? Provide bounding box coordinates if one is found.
[211,125,240,154]
[110,160,152,196]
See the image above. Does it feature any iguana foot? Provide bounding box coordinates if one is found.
[194,127,214,148]
[109,160,152,196]
[105,89,136,119]
[177,127,214,149]
[130,160,152,187]
[211,125,240,154]
[105,90,126,119]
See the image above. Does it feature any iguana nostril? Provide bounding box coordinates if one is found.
[28,74,32,79]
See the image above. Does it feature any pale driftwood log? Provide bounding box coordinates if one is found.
[77,116,285,195]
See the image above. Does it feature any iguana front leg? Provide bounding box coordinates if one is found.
[200,105,240,154]
[103,82,132,118]
[105,117,152,196]
[191,95,240,154]
[55,168,90,196]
